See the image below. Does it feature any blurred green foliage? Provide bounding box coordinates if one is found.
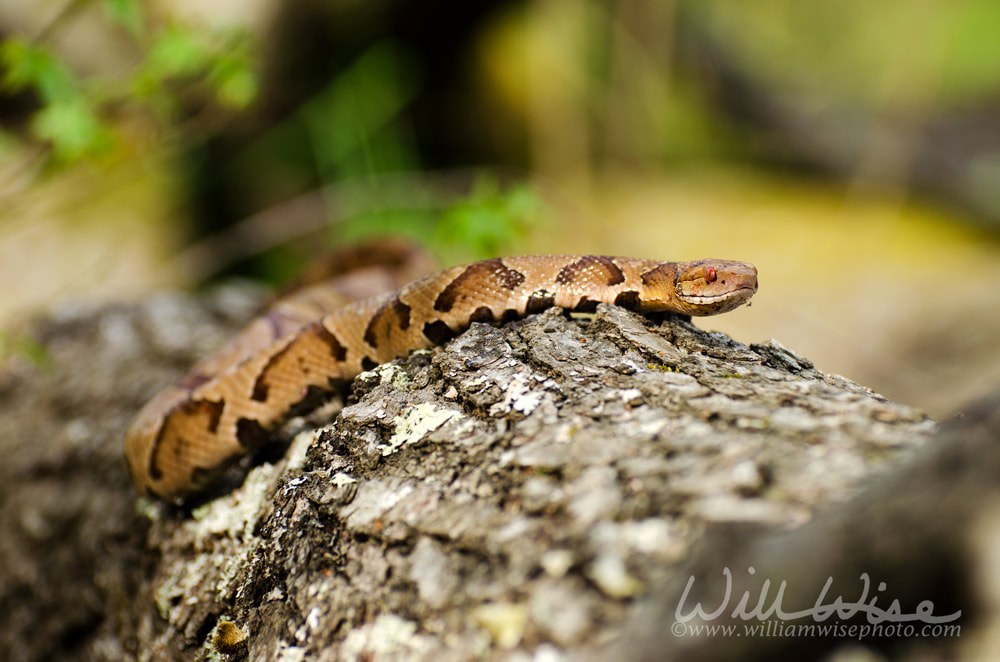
[303,45,534,263]
[433,179,538,261]
[700,0,1000,107]
[334,176,539,269]
[102,0,143,35]
[0,0,535,275]
[0,37,111,161]
[230,42,534,279]
[302,44,421,179]
[0,0,257,164]
[0,39,75,102]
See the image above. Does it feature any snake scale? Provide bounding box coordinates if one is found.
[125,254,758,501]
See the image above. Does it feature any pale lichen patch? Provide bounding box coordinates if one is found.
[341,614,431,659]
[381,402,462,455]
[473,602,530,649]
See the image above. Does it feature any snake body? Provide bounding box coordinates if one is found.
[126,255,758,501]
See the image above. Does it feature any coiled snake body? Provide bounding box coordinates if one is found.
[126,254,758,501]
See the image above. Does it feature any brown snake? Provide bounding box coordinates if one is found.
[125,254,758,501]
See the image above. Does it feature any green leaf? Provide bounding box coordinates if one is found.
[102,0,144,35]
[30,98,111,161]
[144,24,208,79]
[0,38,75,102]
[209,50,258,108]
[433,180,538,259]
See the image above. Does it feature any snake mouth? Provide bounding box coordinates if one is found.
[678,286,756,305]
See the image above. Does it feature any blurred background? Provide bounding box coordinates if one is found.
[1,0,999,418]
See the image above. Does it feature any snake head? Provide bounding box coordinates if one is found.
[640,259,758,315]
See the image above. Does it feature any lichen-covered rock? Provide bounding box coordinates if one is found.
[0,292,945,661]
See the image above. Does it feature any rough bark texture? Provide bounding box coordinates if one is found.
[5,285,990,662]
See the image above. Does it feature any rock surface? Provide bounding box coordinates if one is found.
[0,286,968,661]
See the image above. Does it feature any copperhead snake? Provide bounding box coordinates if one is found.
[125,253,758,501]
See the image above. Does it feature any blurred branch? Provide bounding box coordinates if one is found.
[165,165,617,284]
[166,169,521,283]
[168,190,328,284]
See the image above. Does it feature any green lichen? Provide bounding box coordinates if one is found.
[0,332,51,369]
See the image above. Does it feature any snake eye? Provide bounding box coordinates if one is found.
[706,267,717,283]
